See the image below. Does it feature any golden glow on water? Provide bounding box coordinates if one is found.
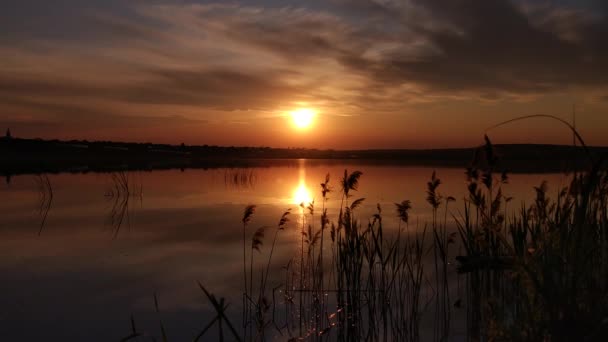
[293,182,313,206]
[291,160,313,207]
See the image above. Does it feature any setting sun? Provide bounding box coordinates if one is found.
[290,108,316,129]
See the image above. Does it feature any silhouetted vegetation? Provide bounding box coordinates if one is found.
[2,137,607,177]
[14,117,607,341]
[121,131,607,341]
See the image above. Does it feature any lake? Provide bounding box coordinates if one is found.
[0,161,570,341]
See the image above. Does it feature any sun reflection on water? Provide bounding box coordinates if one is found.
[293,182,313,206]
[291,160,314,207]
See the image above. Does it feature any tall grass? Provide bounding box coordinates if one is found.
[123,126,607,341]
[230,144,605,340]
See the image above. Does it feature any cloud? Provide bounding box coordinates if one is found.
[2,0,608,144]
[130,0,608,104]
[214,0,608,100]
[386,0,608,94]
[0,59,306,110]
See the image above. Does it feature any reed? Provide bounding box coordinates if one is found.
[241,204,256,338]
[121,119,607,341]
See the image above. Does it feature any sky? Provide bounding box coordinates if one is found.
[2,0,608,149]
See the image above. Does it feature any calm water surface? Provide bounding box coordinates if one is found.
[0,161,569,340]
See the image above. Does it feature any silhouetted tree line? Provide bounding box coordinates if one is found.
[1,136,606,176]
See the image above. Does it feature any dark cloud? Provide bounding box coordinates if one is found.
[6,0,608,106]
[0,116,203,134]
[0,0,137,42]
[6,1,608,93]
[0,68,305,110]
[165,0,608,102]
[227,0,608,98]
[383,0,608,95]
[0,95,207,136]
[143,68,305,109]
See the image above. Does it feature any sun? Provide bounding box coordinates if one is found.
[290,108,316,129]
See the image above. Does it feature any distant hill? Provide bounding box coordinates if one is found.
[1,137,606,175]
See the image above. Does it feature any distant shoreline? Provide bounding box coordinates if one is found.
[1,137,606,176]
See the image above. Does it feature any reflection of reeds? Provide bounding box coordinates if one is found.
[35,174,53,235]
[118,315,141,342]
[225,169,257,190]
[122,287,243,342]
[105,171,142,238]
[195,282,242,342]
